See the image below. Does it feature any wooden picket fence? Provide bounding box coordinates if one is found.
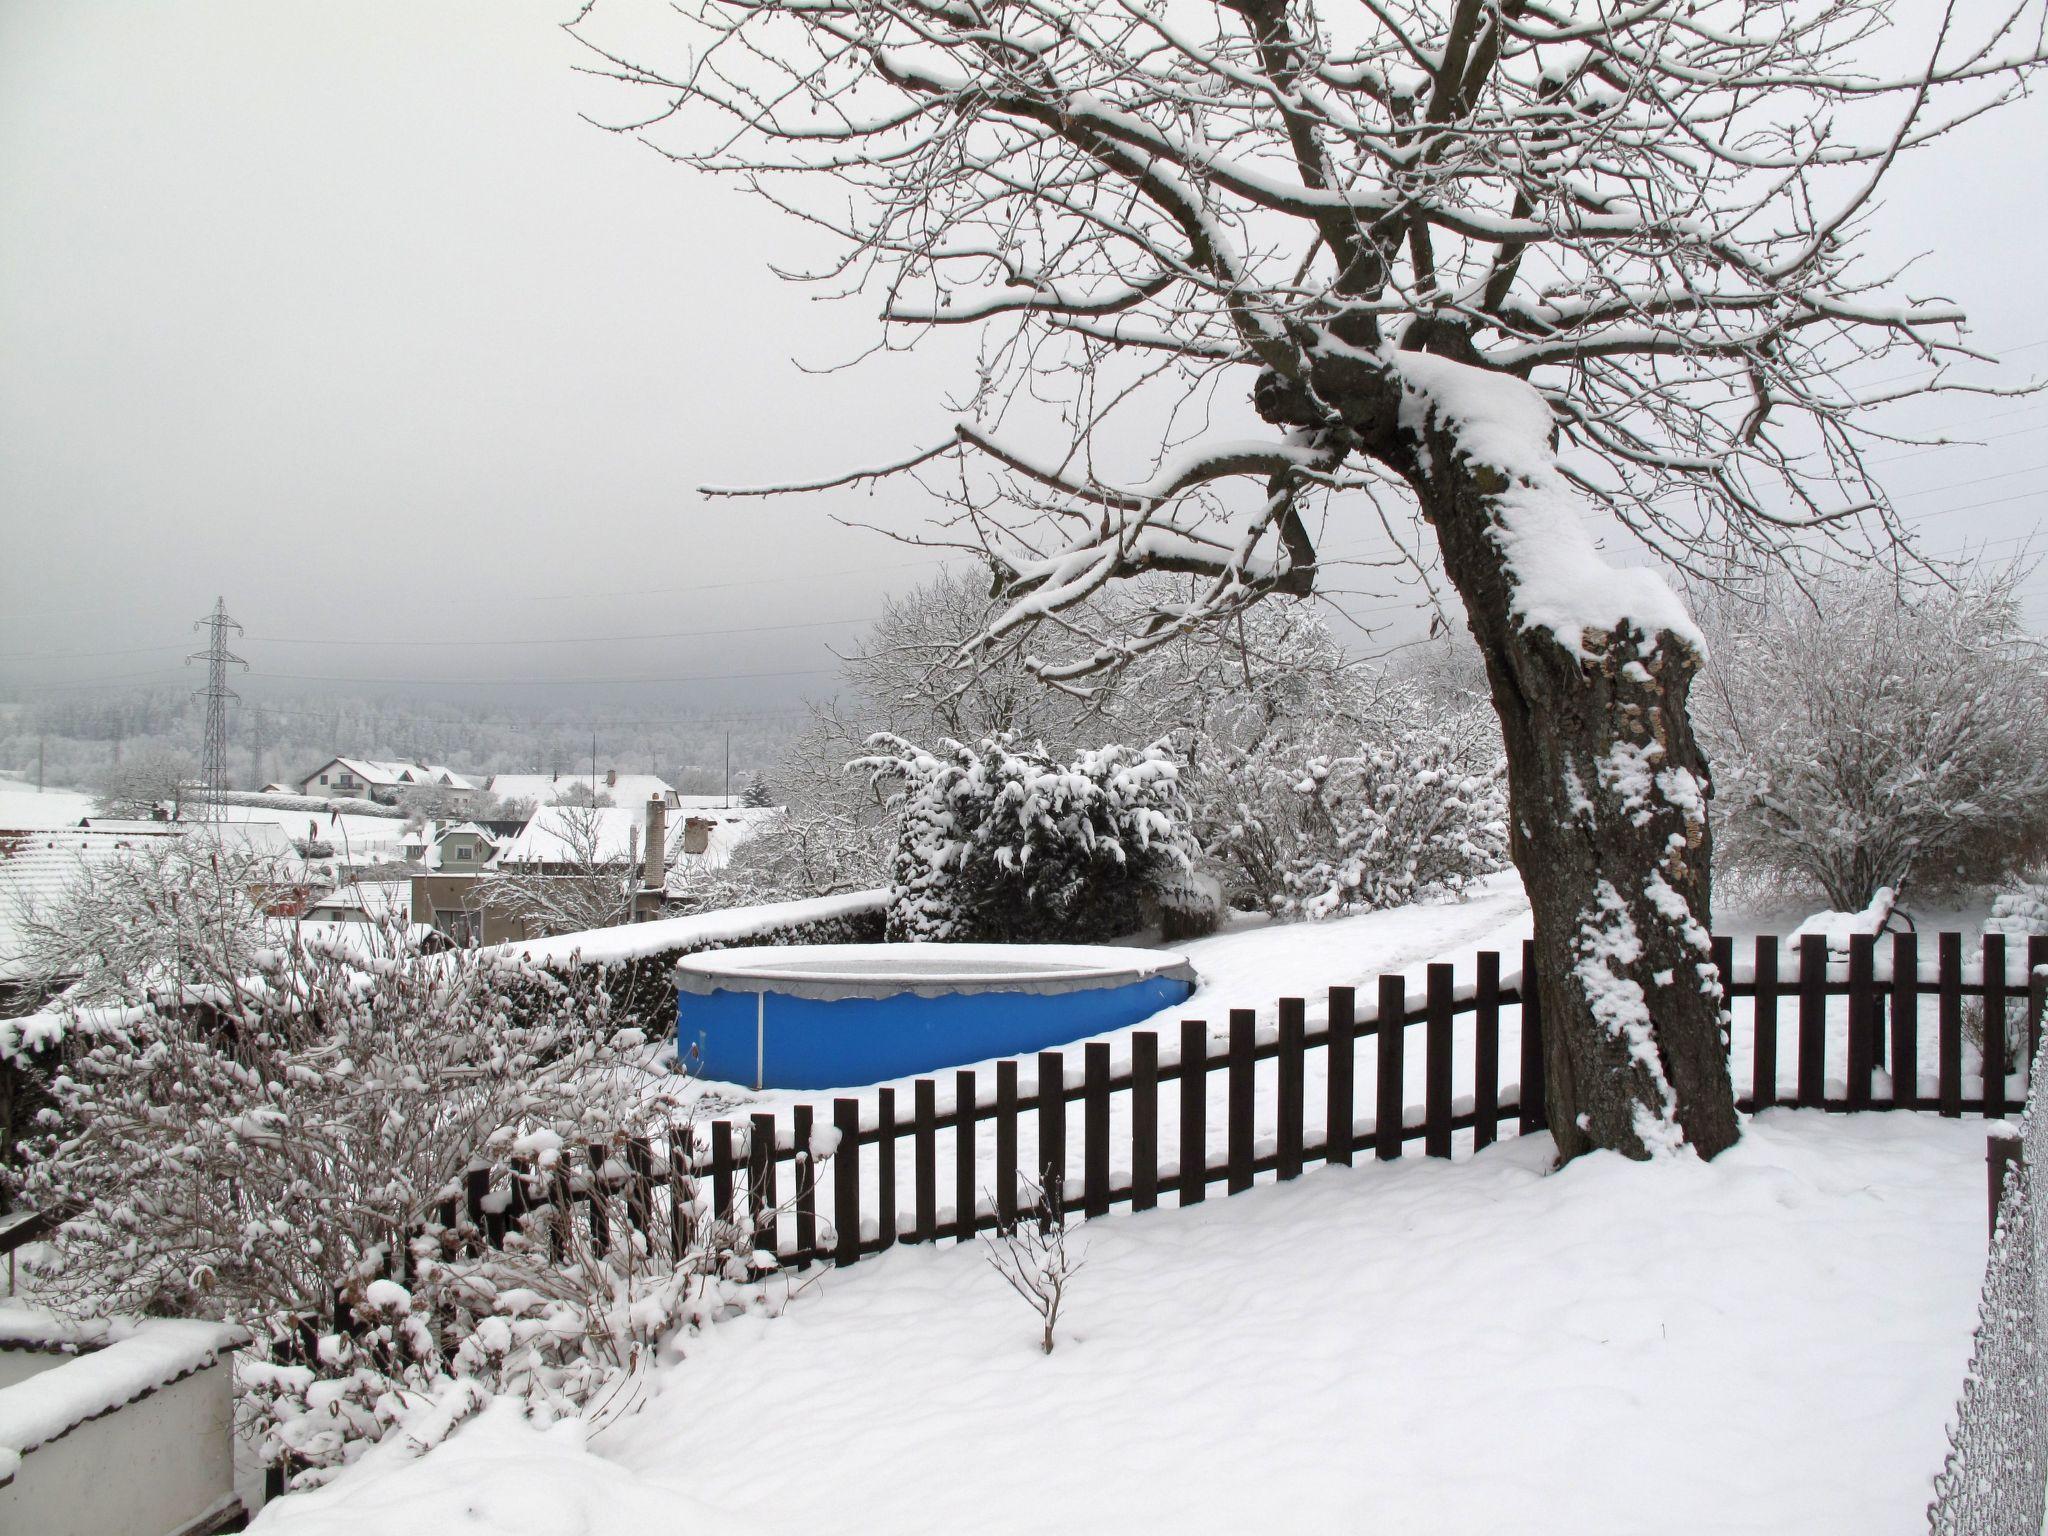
[422,929,2047,1278]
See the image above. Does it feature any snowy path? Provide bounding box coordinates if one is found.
[254,1110,1989,1536]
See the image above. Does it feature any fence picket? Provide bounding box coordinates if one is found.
[995,1062,1018,1227]
[1277,998,1305,1180]
[586,1143,610,1254]
[668,1129,691,1262]
[1473,954,1500,1152]
[877,1087,898,1247]
[1847,935,1875,1111]
[626,1137,654,1245]
[1085,1043,1112,1218]
[1892,933,1918,1108]
[1425,964,1454,1159]
[750,1113,777,1251]
[1984,934,2009,1121]
[1327,986,1356,1166]
[792,1106,816,1266]
[1940,933,1964,1118]
[832,1099,860,1265]
[1180,1020,1207,1206]
[1798,935,1827,1108]
[1754,938,1779,1110]
[2030,936,2048,1093]
[913,1079,938,1243]
[1518,939,1545,1134]
[1228,1010,1256,1194]
[954,1071,977,1244]
[710,1122,733,1238]
[1377,975,1405,1161]
[1038,1052,1065,1212]
[1132,1032,1160,1212]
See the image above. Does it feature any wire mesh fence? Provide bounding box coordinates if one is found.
[1928,1034,2048,1536]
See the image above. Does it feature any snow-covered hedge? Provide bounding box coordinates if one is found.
[200,789,405,819]
[503,890,889,1035]
[857,734,1208,944]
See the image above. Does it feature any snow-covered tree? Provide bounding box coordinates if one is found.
[859,733,1205,942]
[1204,682,1508,917]
[94,745,194,820]
[1697,565,2048,911]
[577,0,2048,1160]
[481,805,645,938]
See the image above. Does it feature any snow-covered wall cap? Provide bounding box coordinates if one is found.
[1390,349,1705,663]
[675,942,1198,1002]
[0,1307,247,1478]
[505,889,888,969]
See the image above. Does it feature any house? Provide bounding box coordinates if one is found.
[298,759,480,807]
[433,823,499,869]
[486,770,679,811]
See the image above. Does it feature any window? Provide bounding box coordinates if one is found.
[319,774,328,785]
[456,846,470,861]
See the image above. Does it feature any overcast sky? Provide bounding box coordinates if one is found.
[5,0,2048,715]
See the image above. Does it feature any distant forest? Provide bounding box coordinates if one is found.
[0,688,808,797]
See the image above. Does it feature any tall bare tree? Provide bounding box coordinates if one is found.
[573,0,2045,1160]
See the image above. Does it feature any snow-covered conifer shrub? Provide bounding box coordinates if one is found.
[858,733,1204,943]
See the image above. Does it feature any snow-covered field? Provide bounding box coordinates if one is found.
[251,1109,1986,1536]
[0,786,95,830]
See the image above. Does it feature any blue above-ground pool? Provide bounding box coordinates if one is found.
[673,943,1199,1090]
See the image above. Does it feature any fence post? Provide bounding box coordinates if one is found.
[833,1099,860,1266]
[1377,975,1405,1160]
[626,1137,654,1245]
[1179,1020,1208,1206]
[586,1142,611,1254]
[750,1112,777,1252]
[2028,935,2048,1101]
[1989,1125,2024,1236]
[1518,940,1545,1134]
[1132,1032,1160,1211]
[711,1121,735,1231]
[1327,986,1356,1166]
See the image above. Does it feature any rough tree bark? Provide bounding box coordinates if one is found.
[1260,336,1739,1160]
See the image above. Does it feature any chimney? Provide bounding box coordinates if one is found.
[606,767,618,789]
[683,816,711,856]
[644,795,666,891]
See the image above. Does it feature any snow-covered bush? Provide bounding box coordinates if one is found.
[1193,675,1508,918]
[236,1115,805,1486]
[17,925,703,1479]
[1696,565,2048,909]
[858,733,1205,943]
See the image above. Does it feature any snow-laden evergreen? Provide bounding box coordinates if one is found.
[857,733,1205,944]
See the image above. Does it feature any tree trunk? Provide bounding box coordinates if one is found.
[1407,411,1742,1163]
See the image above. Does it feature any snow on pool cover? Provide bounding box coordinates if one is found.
[673,943,1198,1090]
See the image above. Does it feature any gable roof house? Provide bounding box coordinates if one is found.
[299,759,480,807]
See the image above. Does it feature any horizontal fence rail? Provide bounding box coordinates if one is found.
[395,930,2048,1285]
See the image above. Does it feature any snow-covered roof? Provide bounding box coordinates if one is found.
[302,880,413,921]
[495,806,663,867]
[663,807,779,893]
[435,822,497,844]
[488,773,676,808]
[321,758,430,787]
[0,832,146,980]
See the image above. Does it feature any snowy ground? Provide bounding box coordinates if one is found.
[250,1110,1987,1536]
[0,786,95,829]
